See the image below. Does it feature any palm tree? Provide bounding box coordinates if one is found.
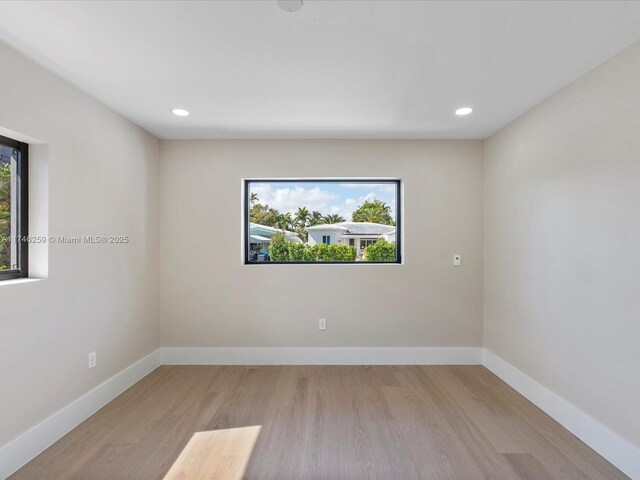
[295,206,310,229]
[249,192,259,205]
[323,214,345,224]
[351,199,393,224]
[275,213,294,232]
[308,211,323,226]
[354,205,385,223]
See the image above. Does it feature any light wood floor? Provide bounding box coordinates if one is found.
[11,365,628,480]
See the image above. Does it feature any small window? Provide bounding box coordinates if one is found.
[0,135,28,280]
[244,179,401,264]
[360,239,377,249]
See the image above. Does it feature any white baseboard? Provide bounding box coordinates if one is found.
[482,349,640,480]
[0,349,162,480]
[161,347,483,365]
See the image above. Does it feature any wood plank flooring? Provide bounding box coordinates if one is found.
[10,365,628,480]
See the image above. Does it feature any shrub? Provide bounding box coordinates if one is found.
[269,240,290,261]
[364,239,396,262]
[329,244,357,261]
[269,240,357,262]
[287,242,308,261]
[270,232,285,244]
[307,243,356,261]
[307,243,330,261]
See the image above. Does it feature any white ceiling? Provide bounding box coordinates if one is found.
[1,1,640,139]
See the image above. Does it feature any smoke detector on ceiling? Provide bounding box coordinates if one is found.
[278,0,303,13]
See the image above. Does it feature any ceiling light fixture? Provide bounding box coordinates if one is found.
[455,107,473,116]
[171,108,190,117]
[278,0,303,13]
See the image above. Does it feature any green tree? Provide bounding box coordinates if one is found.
[275,213,294,232]
[0,162,11,269]
[322,213,345,224]
[364,238,396,262]
[308,211,323,226]
[295,206,310,228]
[249,204,280,227]
[294,226,308,243]
[249,192,259,205]
[351,199,394,225]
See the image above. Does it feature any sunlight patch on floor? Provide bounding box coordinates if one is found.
[163,426,262,480]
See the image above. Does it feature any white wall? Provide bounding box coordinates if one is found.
[484,40,640,448]
[5,22,638,473]
[307,227,344,246]
[0,42,160,447]
[159,140,484,348]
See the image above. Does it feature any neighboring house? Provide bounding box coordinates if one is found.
[306,222,396,251]
[249,222,302,258]
[383,229,396,243]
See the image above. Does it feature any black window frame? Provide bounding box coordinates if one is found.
[0,134,28,281]
[244,178,401,265]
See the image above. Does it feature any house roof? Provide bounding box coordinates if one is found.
[250,222,285,234]
[306,222,395,235]
[249,234,271,242]
[305,224,348,231]
[249,222,302,243]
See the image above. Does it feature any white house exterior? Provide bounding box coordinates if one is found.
[306,222,396,252]
[383,229,396,243]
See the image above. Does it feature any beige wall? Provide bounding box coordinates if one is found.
[159,140,484,348]
[484,41,640,448]
[0,42,160,446]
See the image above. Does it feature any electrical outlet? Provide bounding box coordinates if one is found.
[453,255,461,266]
[88,351,97,369]
[319,318,326,331]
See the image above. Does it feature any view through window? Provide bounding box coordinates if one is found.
[245,179,400,264]
[0,135,27,279]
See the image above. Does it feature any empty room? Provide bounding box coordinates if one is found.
[1,1,639,479]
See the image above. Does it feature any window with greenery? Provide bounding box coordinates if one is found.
[244,179,401,264]
[0,135,28,280]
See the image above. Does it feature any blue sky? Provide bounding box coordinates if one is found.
[249,181,397,221]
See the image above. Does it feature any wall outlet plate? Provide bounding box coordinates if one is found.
[453,255,461,266]
[319,318,326,331]
[88,351,97,369]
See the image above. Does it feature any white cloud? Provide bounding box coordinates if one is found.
[250,184,339,215]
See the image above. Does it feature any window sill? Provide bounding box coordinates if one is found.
[0,278,44,287]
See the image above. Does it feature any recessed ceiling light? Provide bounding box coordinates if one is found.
[455,107,473,116]
[171,108,190,117]
[278,0,303,13]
